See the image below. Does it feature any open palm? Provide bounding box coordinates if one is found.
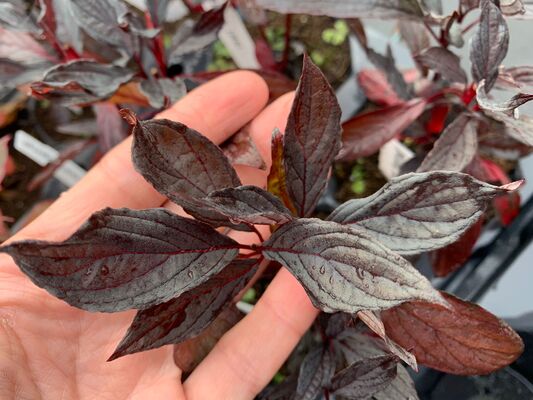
[0,72,317,400]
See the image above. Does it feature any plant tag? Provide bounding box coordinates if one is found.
[14,130,86,188]
[379,139,415,180]
[218,6,260,69]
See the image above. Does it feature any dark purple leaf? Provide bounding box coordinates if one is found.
[357,310,417,370]
[329,354,398,399]
[338,99,426,161]
[173,306,243,373]
[295,347,335,400]
[109,259,258,360]
[262,218,443,314]
[367,46,412,101]
[126,110,241,201]
[167,5,226,67]
[31,60,134,106]
[328,171,522,255]
[335,330,419,400]
[470,0,509,91]
[283,54,342,217]
[204,185,294,225]
[257,376,297,400]
[417,113,478,172]
[222,129,266,170]
[93,102,128,152]
[382,292,524,375]
[415,47,467,84]
[139,77,187,109]
[477,79,533,113]
[0,208,240,312]
[254,0,424,20]
[69,0,128,48]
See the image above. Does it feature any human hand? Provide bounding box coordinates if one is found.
[0,71,318,400]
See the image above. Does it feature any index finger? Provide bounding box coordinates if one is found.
[8,71,269,244]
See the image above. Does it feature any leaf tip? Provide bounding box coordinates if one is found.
[502,179,525,192]
[119,109,138,126]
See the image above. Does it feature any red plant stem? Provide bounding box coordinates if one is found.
[145,11,167,77]
[279,14,292,70]
[424,21,446,48]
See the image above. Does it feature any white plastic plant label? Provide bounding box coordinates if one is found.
[218,6,260,69]
[378,138,415,180]
[14,130,86,188]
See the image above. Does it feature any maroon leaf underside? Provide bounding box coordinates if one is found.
[0,208,240,312]
[283,54,342,217]
[382,292,524,375]
[109,258,259,360]
[295,347,335,400]
[338,99,426,161]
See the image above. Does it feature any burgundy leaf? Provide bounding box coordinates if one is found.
[382,292,524,375]
[204,186,294,225]
[357,310,417,370]
[417,113,478,173]
[268,128,296,215]
[173,306,243,373]
[167,5,226,67]
[477,79,533,113]
[295,347,335,400]
[367,46,412,101]
[431,217,484,277]
[415,47,467,84]
[338,99,426,161]
[470,0,509,91]
[255,37,277,71]
[31,60,134,106]
[139,77,187,109]
[222,129,266,170]
[329,354,398,399]
[94,102,128,152]
[109,259,258,360]
[38,0,56,34]
[262,218,443,314]
[335,330,419,400]
[126,110,241,201]
[328,171,522,254]
[357,69,402,106]
[0,208,240,312]
[283,54,342,217]
[494,190,521,226]
[254,0,424,20]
